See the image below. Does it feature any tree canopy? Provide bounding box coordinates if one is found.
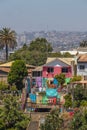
[64,93,72,109]
[40,108,63,130]
[0,95,30,130]
[9,38,53,66]
[8,60,28,90]
[55,73,65,86]
[80,40,87,47]
[70,110,87,130]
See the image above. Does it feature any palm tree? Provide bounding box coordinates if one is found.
[0,27,17,61]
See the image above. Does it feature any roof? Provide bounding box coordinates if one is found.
[78,54,87,62]
[0,61,14,67]
[0,67,10,73]
[32,66,42,71]
[0,61,35,68]
[46,57,74,66]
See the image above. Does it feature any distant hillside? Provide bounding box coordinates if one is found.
[17,31,87,51]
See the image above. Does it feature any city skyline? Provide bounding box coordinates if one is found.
[0,0,87,33]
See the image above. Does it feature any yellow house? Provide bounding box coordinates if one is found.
[0,61,35,83]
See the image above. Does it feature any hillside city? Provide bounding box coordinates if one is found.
[0,27,87,130]
[17,31,87,51]
[1,31,87,62]
[1,0,87,129]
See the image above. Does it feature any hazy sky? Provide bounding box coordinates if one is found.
[0,0,87,33]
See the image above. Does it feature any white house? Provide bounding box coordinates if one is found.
[77,54,87,80]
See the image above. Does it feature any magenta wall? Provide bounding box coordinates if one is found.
[42,66,72,78]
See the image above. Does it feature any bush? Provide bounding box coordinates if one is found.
[10,85,17,91]
[0,81,8,91]
[70,75,82,82]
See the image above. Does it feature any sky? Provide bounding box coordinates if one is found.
[0,0,87,33]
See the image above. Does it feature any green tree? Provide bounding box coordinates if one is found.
[80,40,87,47]
[0,81,8,91]
[40,108,63,130]
[0,95,30,130]
[70,110,87,130]
[55,73,65,86]
[8,60,28,90]
[63,52,72,57]
[64,93,72,109]
[0,27,17,61]
[70,84,87,107]
[9,38,53,66]
[70,75,82,82]
[29,38,53,52]
[48,52,62,57]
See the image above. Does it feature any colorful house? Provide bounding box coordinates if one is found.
[43,58,74,78]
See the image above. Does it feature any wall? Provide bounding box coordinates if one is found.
[77,62,87,76]
[43,66,72,78]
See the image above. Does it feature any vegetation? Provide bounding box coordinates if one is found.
[8,60,28,90]
[40,108,63,130]
[0,95,30,130]
[55,73,65,86]
[0,81,8,91]
[70,75,82,82]
[70,84,87,108]
[9,38,53,66]
[0,27,17,61]
[64,93,72,109]
[74,85,87,107]
[69,109,87,130]
[80,40,87,47]
[48,52,73,58]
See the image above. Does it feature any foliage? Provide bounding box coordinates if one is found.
[80,100,87,107]
[10,85,17,91]
[8,60,28,90]
[80,40,87,47]
[40,108,63,130]
[64,93,72,109]
[73,85,87,101]
[55,73,65,85]
[63,52,73,57]
[9,38,53,66]
[48,52,62,57]
[70,84,87,107]
[0,95,30,130]
[29,38,53,52]
[0,81,8,91]
[70,75,82,82]
[69,110,87,130]
[48,52,73,58]
[0,27,17,61]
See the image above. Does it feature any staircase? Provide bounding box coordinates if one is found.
[27,121,39,130]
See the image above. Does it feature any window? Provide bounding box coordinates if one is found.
[32,71,42,77]
[62,67,68,73]
[79,65,85,70]
[47,67,54,73]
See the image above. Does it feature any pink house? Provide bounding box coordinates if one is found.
[42,58,73,78]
